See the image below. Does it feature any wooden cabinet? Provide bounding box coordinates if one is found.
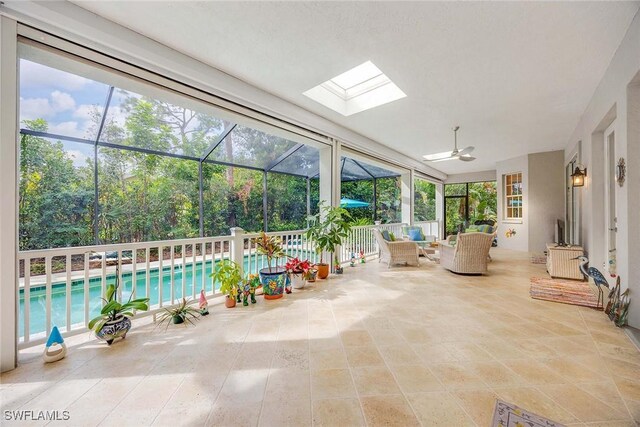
[546,243,584,280]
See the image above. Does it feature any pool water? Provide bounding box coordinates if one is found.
[18,253,312,340]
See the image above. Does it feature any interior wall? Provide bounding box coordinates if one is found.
[564,10,640,328]
[496,155,528,251]
[528,151,565,253]
[445,170,496,184]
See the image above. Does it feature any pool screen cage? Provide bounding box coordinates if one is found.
[19,84,400,240]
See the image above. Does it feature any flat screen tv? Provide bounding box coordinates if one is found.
[554,219,565,246]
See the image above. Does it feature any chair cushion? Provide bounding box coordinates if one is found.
[408,228,423,241]
[389,232,396,241]
[381,230,392,241]
[476,224,494,233]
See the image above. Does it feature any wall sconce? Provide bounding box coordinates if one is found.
[571,166,587,187]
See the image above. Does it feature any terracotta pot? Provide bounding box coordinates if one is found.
[225,297,236,308]
[316,263,329,279]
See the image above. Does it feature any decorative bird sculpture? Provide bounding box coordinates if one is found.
[574,256,609,309]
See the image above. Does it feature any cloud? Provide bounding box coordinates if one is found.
[20,91,77,122]
[20,60,92,91]
[73,104,97,121]
[49,121,92,139]
[50,91,76,112]
[65,149,90,168]
[20,97,55,120]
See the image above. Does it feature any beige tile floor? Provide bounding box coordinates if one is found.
[1,249,639,426]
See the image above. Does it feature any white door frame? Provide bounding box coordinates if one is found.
[603,121,617,276]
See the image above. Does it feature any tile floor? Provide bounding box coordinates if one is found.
[1,249,639,426]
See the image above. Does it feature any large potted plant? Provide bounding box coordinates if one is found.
[211,260,242,308]
[252,232,287,299]
[88,266,150,345]
[305,202,352,279]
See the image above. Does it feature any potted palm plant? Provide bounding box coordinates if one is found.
[252,232,287,299]
[211,260,242,308]
[88,265,150,345]
[305,202,352,279]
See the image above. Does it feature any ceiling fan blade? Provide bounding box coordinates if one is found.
[430,156,459,163]
[458,155,476,162]
[457,146,475,156]
[422,151,454,161]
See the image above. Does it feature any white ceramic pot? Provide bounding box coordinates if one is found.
[290,274,306,289]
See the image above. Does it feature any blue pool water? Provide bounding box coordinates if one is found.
[18,253,313,340]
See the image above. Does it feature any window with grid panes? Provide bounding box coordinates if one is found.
[504,172,523,220]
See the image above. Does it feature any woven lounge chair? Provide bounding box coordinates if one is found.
[372,228,420,267]
[440,232,494,274]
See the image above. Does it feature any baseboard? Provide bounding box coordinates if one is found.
[623,326,640,351]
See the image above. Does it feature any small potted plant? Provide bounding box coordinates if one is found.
[88,265,150,345]
[252,232,288,300]
[304,266,318,282]
[211,260,242,308]
[285,257,312,289]
[156,298,200,329]
[305,202,352,279]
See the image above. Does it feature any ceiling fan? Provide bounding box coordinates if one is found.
[423,126,476,162]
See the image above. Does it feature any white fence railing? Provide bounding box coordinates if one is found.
[17,221,440,349]
[18,236,230,348]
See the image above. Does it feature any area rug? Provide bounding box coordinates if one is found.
[492,399,565,427]
[530,253,547,264]
[530,276,600,308]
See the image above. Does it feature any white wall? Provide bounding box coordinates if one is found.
[528,151,565,253]
[564,10,640,328]
[445,170,496,184]
[496,155,529,251]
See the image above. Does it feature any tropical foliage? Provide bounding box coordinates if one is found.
[305,202,352,264]
[210,260,243,299]
[87,275,150,333]
[444,182,497,235]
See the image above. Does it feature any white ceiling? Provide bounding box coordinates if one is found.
[73,1,639,174]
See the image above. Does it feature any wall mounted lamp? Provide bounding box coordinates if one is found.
[571,166,587,187]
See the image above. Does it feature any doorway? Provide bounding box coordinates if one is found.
[604,122,617,275]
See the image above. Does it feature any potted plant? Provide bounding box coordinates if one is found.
[305,202,352,279]
[211,260,242,308]
[88,265,150,345]
[285,257,312,289]
[156,298,200,329]
[252,231,287,299]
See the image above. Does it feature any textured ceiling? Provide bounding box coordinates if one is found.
[73,1,639,174]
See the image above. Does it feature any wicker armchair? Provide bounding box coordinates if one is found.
[440,232,494,274]
[372,228,420,267]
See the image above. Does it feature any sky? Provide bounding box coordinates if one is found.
[19,59,136,167]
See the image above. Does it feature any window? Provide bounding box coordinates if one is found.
[413,178,436,222]
[503,172,523,220]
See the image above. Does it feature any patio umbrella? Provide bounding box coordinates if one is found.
[340,198,370,208]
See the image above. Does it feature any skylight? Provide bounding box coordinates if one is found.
[303,61,406,116]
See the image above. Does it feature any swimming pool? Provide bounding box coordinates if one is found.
[18,252,313,340]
